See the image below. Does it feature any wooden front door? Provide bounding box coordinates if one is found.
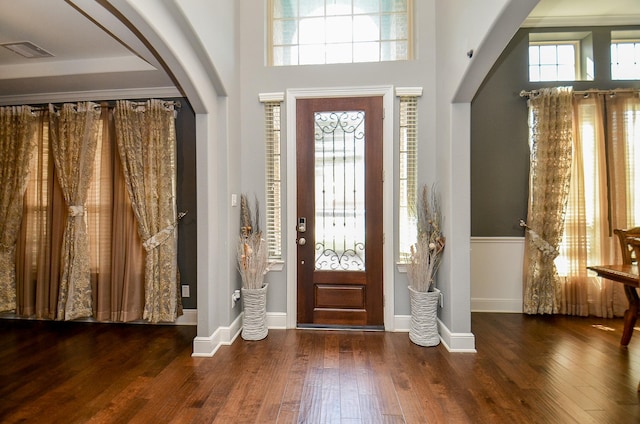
[296,96,384,328]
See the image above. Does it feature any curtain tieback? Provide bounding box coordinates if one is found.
[520,220,559,259]
[69,205,84,217]
[142,211,188,252]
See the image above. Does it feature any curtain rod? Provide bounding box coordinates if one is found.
[23,99,181,113]
[520,88,640,98]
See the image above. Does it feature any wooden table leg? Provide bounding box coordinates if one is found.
[621,285,639,346]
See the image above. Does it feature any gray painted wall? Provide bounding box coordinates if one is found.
[175,98,197,309]
[471,25,640,237]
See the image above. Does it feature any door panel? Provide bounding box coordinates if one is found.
[296,96,383,327]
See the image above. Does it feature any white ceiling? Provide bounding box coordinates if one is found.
[524,0,640,27]
[0,0,178,103]
[0,0,639,104]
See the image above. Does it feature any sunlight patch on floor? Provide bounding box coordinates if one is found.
[592,324,615,332]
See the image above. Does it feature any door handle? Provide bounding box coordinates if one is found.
[297,217,306,232]
[298,237,306,246]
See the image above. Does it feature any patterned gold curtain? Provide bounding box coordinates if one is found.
[49,102,101,320]
[523,87,573,314]
[0,106,37,312]
[115,100,181,323]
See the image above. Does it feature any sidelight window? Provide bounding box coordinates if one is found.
[260,94,284,260]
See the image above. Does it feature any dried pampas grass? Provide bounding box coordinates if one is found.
[407,184,445,292]
[237,232,269,289]
[237,194,269,289]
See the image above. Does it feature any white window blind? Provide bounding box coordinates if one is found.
[397,88,420,262]
[261,94,284,260]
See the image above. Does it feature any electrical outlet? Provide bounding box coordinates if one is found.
[231,289,241,308]
[182,285,190,298]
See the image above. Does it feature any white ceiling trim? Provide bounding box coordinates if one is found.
[522,14,640,28]
[0,86,182,106]
[0,56,156,80]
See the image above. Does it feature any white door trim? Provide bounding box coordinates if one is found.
[285,85,395,330]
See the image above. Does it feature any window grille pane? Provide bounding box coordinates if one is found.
[300,17,325,44]
[557,65,574,81]
[381,40,407,61]
[382,0,406,12]
[539,64,556,81]
[300,44,326,65]
[539,45,557,64]
[326,16,353,43]
[273,19,298,45]
[354,41,380,62]
[381,14,407,40]
[326,43,353,63]
[273,0,297,18]
[354,0,378,14]
[557,45,575,65]
[301,0,324,17]
[353,15,379,42]
[529,67,540,82]
[273,46,299,66]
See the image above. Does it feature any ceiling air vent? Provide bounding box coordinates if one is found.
[1,41,54,58]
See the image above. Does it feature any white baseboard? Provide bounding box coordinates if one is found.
[393,315,476,352]
[437,320,476,352]
[192,313,243,357]
[175,309,198,325]
[267,312,287,329]
[193,312,479,357]
[393,314,412,331]
[191,311,287,357]
[471,298,522,313]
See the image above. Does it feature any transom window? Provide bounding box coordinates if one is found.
[528,42,578,82]
[611,30,640,80]
[268,0,412,66]
[528,32,594,82]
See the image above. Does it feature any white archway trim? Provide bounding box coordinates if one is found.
[285,85,395,330]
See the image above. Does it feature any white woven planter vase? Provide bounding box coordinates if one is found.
[408,286,440,347]
[241,283,268,341]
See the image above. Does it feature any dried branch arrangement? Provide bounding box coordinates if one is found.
[407,184,445,292]
[237,194,269,289]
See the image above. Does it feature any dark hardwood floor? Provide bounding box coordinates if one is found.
[1,313,639,423]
